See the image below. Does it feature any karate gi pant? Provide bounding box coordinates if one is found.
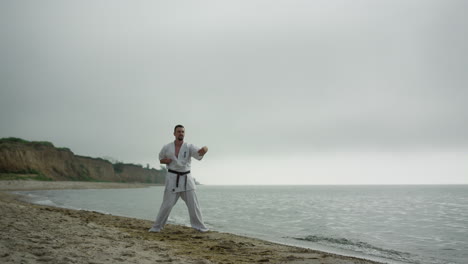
[151,189,208,232]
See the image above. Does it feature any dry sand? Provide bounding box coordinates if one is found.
[0,180,382,264]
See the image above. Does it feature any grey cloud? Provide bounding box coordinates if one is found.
[1,0,467,162]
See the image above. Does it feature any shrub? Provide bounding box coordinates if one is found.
[113,162,125,173]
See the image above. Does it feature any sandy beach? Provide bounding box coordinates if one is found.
[0,180,381,264]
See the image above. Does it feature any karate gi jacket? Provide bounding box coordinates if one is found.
[159,142,204,193]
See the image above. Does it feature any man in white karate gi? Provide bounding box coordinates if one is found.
[149,124,209,232]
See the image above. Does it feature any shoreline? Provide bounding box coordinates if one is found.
[0,180,382,264]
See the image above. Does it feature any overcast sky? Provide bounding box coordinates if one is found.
[1,1,467,184]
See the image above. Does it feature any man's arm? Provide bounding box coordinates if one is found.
[159,145,171,164]
[198,146,208,156]
[160,158,172,164]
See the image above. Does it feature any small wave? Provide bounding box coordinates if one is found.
[13,191,60,207]
[292,235,415,263]
[34,199,57,206]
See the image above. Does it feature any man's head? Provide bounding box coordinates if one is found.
[174,125,185,142]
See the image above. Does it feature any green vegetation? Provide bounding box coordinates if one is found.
[113,162,125,173]
[0,168,48,181]
[57,147,72,152]
[2,168,42,175]
[0,137,29,144]
[30,141,54,148]
[34,173,54,181]
[76,155,112,164]
[0,172,53,181]
[77,164,94,181]
[0,137,55,148]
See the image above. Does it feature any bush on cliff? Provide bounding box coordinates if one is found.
[0,137,54,148]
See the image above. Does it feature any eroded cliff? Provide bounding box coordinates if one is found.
[0,138,165,183]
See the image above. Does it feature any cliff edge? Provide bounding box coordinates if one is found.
[0,138,166,183]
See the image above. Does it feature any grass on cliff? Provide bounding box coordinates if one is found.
[0,137,55,148]
[0,173,54,181]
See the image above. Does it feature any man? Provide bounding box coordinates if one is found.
[149,124,209,232]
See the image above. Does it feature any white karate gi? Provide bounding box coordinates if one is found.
[150,142,209,232]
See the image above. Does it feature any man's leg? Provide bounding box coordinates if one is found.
[180,190,209,232]
[150,190,180,232]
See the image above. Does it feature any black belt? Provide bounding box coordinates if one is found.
[168,169,190,190]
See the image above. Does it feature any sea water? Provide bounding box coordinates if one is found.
[17,185,468,264]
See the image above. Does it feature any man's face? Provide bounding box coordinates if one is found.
[174,127,185,141]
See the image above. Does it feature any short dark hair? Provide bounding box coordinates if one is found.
[174,124,184,133]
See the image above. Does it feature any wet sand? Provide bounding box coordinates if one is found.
[0,181,381,264]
